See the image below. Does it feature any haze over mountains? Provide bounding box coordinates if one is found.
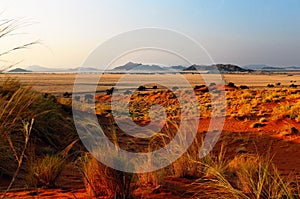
[26,65,99,72]
[8,65,101,73]
[6,62,300,73]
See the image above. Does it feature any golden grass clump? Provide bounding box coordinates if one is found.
[27,154,65,188]
[78,153,134,199]
[227,154,294,199]
[202,144,228,179]
[190,150,296,199]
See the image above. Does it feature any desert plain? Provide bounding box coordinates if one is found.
[1,72,300,198]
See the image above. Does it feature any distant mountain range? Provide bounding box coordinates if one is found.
[8,65,100,73]
[113,62,252,73]
[112,62,188,72]
[242,64,300,70]
[5,62,300,73]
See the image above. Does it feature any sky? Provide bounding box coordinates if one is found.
[0,0,300,68]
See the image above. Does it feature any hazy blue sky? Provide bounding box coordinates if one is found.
[1,0,300,68]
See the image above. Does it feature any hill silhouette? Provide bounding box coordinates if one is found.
[8,68,32,73]
[183,64,252,73]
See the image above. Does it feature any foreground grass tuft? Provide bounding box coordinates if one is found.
[27,154,65,188]
[0,77,76,192]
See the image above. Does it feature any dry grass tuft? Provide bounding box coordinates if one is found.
[189,150,296,199]
[27,154,65,188]
[78,153,134,199]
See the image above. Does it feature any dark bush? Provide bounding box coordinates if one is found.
[106,87,114,95]
[63,92,72,98]
[227,82,236,88]
[138,86,146,91]
[194,85,206,90]
[290,84,297,88]
[240,85,249,89]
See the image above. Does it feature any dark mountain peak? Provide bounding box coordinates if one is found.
[215,64,251,72]
[184,64,252,73]
[8,68,32,73]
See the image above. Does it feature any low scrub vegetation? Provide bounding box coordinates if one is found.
[2,78,300,198]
